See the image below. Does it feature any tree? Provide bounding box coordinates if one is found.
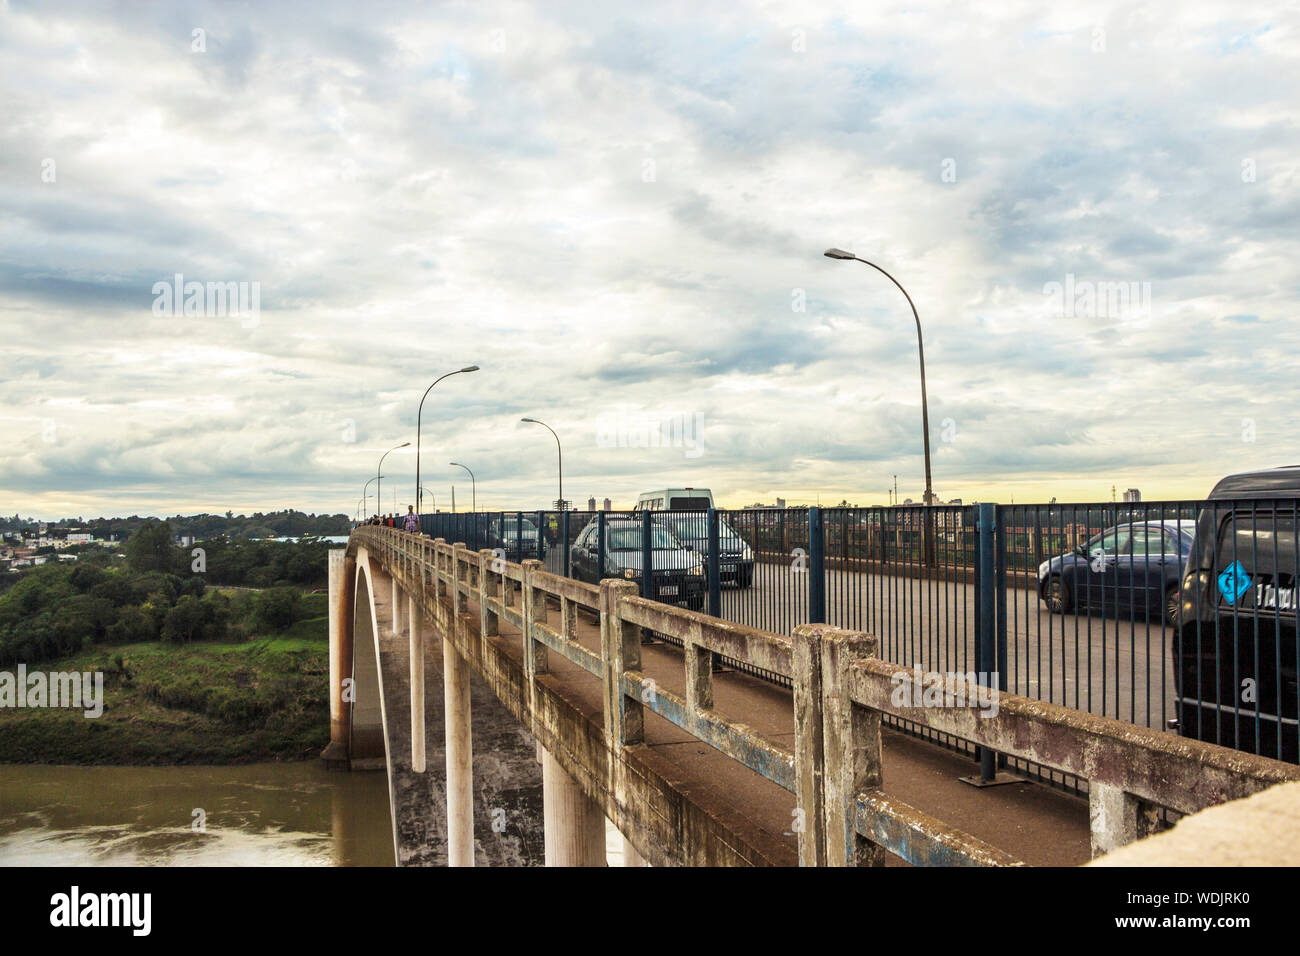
[253,587,300,633]
[106,604,155,644]
[161,594,227,644]
[69,563,107,593]
[126,520,179,573]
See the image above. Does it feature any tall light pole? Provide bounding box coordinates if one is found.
[416,366,479,515]
[824,248,933,508]
[449,462,476,513]
[362,474,385,519]
[376,443,409,518]
[521,418,563,510]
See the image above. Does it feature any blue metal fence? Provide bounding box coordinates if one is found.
[382,496,1298,778]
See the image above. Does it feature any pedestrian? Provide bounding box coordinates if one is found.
[403,505,419,533]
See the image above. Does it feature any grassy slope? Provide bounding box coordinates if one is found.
[0,616,330,765]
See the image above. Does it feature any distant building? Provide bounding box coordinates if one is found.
[602,498,611,511]
[1123,488,1142,503]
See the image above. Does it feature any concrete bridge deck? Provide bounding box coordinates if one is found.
[481,597,1092,865]
[329,528,1300,867]
[339,533,1094,865]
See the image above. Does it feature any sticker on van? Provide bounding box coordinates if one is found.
[1218,561,1252,605]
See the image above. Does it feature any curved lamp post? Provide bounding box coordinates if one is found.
[449,462,476,513]
[376,443,409,518]
[824,248,933,507]
[521,418,563,511]
[416,366,479,515]
[362,474,385,519]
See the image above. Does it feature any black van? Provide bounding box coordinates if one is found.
[1172,466,1300,763]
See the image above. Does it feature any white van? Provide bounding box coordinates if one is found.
[634,488,714,512]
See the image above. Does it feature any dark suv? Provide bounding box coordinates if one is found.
[1172,466,1300,764]
[569,517,706,611]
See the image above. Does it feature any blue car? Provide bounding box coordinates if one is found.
[1037,520,1196,625]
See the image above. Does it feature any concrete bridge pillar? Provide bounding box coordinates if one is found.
[541,748,605,866]
[409,592,425,774]
[444,635,475,866]
[622,836,646,867]
[322,549,354,770]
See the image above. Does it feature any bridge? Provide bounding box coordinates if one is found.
[322,524,1300,866]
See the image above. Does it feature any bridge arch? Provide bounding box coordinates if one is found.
[348,548,391,768]
[323,541,546,866]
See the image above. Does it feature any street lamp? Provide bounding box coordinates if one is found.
[376,443,409,519]
[449,462,476,513]
[824,248,933,508]
[521,418,563,510]
[362,474,385,519]
[416,366,479,515]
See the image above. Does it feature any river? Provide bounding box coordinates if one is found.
[0,762,394,866]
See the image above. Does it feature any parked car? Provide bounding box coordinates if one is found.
[1037,520,1196,624]
[487,514,546,561]
[1172,466,1300,763]
[652,513,755,588]
[569,517,706,611]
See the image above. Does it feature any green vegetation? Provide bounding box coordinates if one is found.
[0,521,339,763]
[1,508,348,540]
[0,636,329,764]
[0,521,334,666]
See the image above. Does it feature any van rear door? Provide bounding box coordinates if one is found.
[1205,510,1298,761]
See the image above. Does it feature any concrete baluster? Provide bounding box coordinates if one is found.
[816,626,882,866]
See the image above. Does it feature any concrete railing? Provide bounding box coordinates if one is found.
[823,643,1300,865]
[353,525,1300,867]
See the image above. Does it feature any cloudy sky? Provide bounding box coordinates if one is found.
[3,0,1298,519]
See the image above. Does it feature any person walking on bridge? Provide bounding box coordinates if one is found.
[403,505,419,533]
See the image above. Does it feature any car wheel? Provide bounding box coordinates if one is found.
[1164,584,1181,627]
[738,569,753,589]
[1045,576,1073,614]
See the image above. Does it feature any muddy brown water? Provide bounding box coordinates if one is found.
[0,762,395,866]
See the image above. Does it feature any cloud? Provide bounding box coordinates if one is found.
[2,0,1299,518]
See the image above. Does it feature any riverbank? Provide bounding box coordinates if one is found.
[0,628,330,765]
